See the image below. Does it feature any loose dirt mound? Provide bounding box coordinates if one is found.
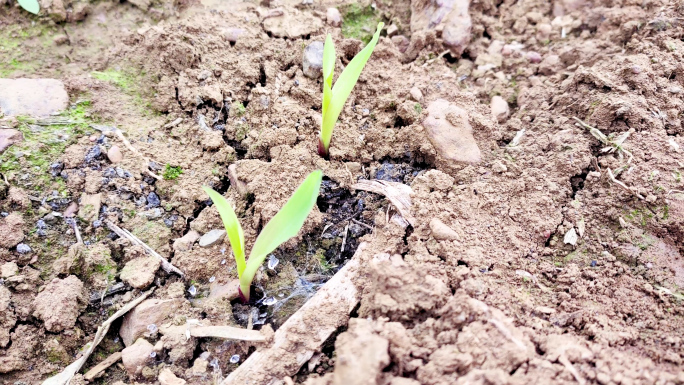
[1,0,684,384]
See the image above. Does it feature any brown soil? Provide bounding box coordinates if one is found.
[1,0,684,384]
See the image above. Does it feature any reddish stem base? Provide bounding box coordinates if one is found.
[238,287,249,304]
[317,137,330,160]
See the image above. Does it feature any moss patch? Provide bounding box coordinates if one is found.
[341,4,381,44]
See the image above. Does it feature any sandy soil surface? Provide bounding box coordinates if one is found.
[1,0,684,384]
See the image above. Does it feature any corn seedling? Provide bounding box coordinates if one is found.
[203,170,323,302]
[318,22,384,158]
[17,0,39,14]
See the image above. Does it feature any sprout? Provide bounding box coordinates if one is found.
[17,0,39,14]
[318,22,384,159]
[203,170,323,302]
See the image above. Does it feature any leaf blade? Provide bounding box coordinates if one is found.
[239,170,323,298]
[203,186,246,276]
[17,0,39,14]
[320,34,336,153]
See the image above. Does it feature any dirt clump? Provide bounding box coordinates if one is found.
[33,275,85,332]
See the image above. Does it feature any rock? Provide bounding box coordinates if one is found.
[429,218,459,240]
[147,192,161,208]
[409,86,423,102]
[391,35,410,53]
[0,79,69,117]
[119,256,160,289]
[263,12,323,39]
[1,262,18,278]
[53,34,69,45]
[386,24,399,37]
[121,338,154,376]
[159,368,186,385]
[331,318,390,385]
[490,95,510,123]
[326,7,342,27]
[15,243,31,254]
[526,51,542,63]
[563,228,578,246]
[538,54,561,75]
[492,161,507,173]
[0,129,23,154]
[192,358,208,375]
[411,0,471,57]
[127,0,150,10]
[64,202,79,217]
[78,193,101,222]
[120,298,181,346]
[302,41,324,79]
[199,229,226,248]
[0,213,25,249]
[422,99,481,163]
[107,145,123,163]
[223,28,245,43]
[33,276,84,332]
[173,230,200,252]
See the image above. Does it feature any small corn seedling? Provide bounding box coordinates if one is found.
[318,22,384,158]
[203,170,323,302]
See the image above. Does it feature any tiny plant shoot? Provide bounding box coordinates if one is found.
[318,22,384,158]
[203,170,323,302]
[17,0,39,14]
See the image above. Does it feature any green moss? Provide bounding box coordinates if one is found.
[232,102,246,117]
[341,4,381,44]
[163,164,183,180]
[91,68,157,115]
[414,103,422,114]
[0,100,94,193]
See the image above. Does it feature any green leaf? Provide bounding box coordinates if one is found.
[203,186,246,277]
[239,170,323,299]
[17,0,39,14]
[320,22,383,153]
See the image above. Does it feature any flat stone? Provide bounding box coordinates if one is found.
[563,228,578,246]
[159,368,187,385]
[0,213,25,249]
[119,256,160,289]
[33,276,84,332]
[121,338,154,376]
[78,193,102,222]
[173,230,200,252]
[0,129,23,154]
[199,229,226,247]
[490,95,510,123]
[0,79,68,117]
[429,218,459,240]
[0,262,18,278]
[409,86,423,102]
[209,279,240,301]
[263,12,323,39]
[119,298,181,346]
[303,41,324,79]
[422,99,481,163]
[107,145,123,163]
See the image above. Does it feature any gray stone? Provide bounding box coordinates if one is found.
[422,99,481,163]
[121,338,154,376]
[490,95,510,123]
[0,79,68,117]
[199,229,226,247]
[303,41,325,79]
[326,8,342,27]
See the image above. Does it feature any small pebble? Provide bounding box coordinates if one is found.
[107,145,123,163]
[147,324,158,333]
[188,285,197,296]
[209,276,215,283]
[590,260,597,267]
[268,255,279,270]
[16,244,31,254]
[526,51,542,63]
[147,192,161,208]
[229,355,240,364]
[221,259,226,265]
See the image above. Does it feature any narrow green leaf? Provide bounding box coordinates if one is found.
[320,34,336,152]
[17,0,39,14]
[239,170,323,298]
[320,22,383,153]
[203,186,246,277]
